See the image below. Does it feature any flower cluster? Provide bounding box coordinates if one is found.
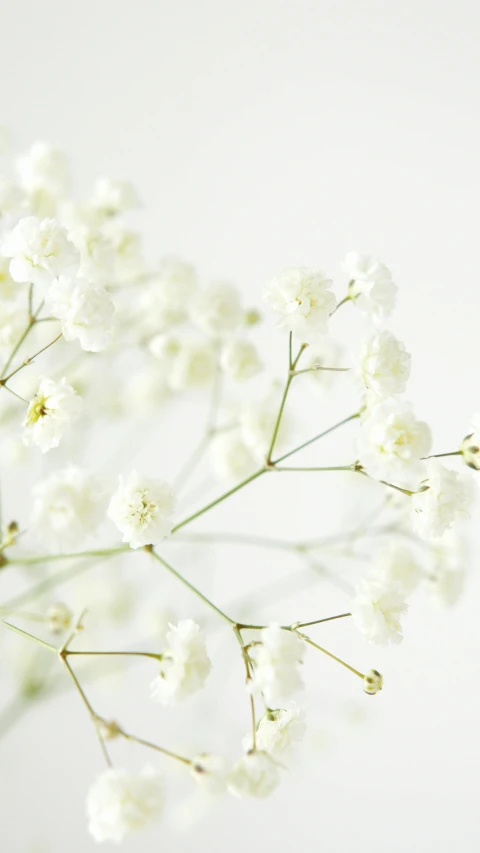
[0,134,476,847]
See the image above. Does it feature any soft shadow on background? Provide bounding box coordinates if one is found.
[0,2,479,851]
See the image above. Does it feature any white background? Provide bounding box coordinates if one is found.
[0,1,479,851]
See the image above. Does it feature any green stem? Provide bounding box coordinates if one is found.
[292,366,350,376]
[66,650,162,662]
[7,545,130,567]
[147,548,234,624]
[330,294,351,316]
[171,468,266,533]
[0,619,58,652]
[299,632,364,679]
[274,465,354,473]
[120,729,192,766]
[1,332,62,385]
[423,450,462,460]
[294,613,351,629]
[272,413,361,465]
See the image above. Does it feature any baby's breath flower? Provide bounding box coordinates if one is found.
[150,619,211,705]
[249,625,304,706]
[86,766,162,843]
[460,413,480,470]
[242,705,306,756]
[303,337,343,396]
[190,754,230,794]
[140,259,198,330]
[91,177,141,216]
[47,274,114,352]
[263,267,336,340]
[412,459,470,539]
[343,252,397,320]
[17,142,71,215]
[210,432,258,481]
[220,338,262,382]
[357,330,411,397]
[228,751,280,799]
[373,542,422,596]
[23,376,83,453]
[46,602,72,635]
[168,338,216,391]
[2,216,79,288]
[192,282,243,338]
[107,471,175,549]
[357,398,431,485]
[351,578,408,645]
[31,466,104,551]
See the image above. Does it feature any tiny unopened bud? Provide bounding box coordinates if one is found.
[1,520,19,548]
[460,433,480,470]
[47,602,72,635]
[97,718,121,740]
[363,669,383,695]
[244,308,262,326]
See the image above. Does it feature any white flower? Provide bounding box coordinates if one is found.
[357,331,410,397]
[210,432,258,481]
[86,766,162,843]
[220,338,262,382]
[190,754,230,794]
[460,412,480,470]
[357,399,431,485]
[2,216,79,288]
[343,253,397,320]
[107,471,175,549]
[150,619,211,705]
[373,543,421,596]
[228,751,280,799]
[192,282,243,338]
[242,705,306,757]
[303,337,343,396]
[46,602,72,634]
[17,142,71,215]
[249,625,304,706]
[31,466,104,551]
[263,267,336,340]
[411,459,470,539]
[91,177,141,216]
[68,223,115,284]
[0,294,26,358]
[426,532,466,607]
[47,275,114,351]
[23,377,83,453]
[17,142,70,196]
[140,259,198,330]
[169,339,216,391]
[351,578,408,645]
[103,222,145,284]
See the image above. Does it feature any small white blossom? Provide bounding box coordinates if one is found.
[103,222,145,283]
[91,177,141,216]
[460,412,480,470]
[220,338,262,381]
[343,253,397,320]
[86,766,162,843]
[17,142,71,215]
[68,223,116,284]
[192,282,243,338]
[190,754,230,794]
[242,705,306,757]
[240,390,291,460]
[151,619,211,705]
[357,399,431,485]
[47,274,114,351]
[46,602,72,635]
[351,578,408,645]
[23,376,83,453]
[356,330,411,397]
[140,259,198,330]
[363,669,383,695]
[31,466,104,551]
[107,471,175,549]
[168,339,216,391]
[412,459,470,539]
[249,625,304,706]
[263,267,336,340]
[2,216,79,288]
[228,751,280,799]
[210,432,258,481]
[303,337,343,396]
[373,543,422,596]
[426,532,466,607]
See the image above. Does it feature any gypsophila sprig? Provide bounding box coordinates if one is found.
[0,132,477,847]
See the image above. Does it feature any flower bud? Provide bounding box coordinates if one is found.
[97,718,121,740]
[460,433,480,470]
[363,669,383,695]
[46,602,72,635]
[244,308,262,326]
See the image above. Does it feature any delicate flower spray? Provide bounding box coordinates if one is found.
[0,135,477,845]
